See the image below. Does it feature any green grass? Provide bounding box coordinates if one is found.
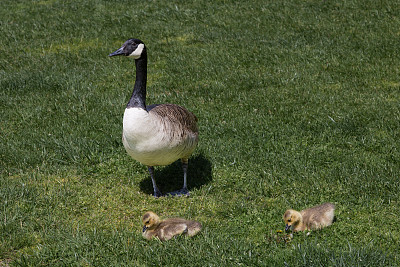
[1,0,399,265]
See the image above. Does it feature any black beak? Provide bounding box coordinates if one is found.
[109,46,125,57]
[142,225,148,233]
[285,224,291,231]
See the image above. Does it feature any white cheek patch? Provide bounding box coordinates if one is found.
[128,43,144,59]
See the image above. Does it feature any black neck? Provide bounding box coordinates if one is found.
[127,53,147,109]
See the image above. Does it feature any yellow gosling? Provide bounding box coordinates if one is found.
[142,211,202,241]
[283,203,335,232]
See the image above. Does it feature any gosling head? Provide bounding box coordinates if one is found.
[142,211,160,232]
[109,38,146,59]
[283,209,302,231]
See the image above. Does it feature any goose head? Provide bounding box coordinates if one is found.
[142,211,161,232]
[283,209,301,231]
[109,38,146,59]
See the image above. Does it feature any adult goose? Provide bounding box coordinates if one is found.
[109,38,199,197]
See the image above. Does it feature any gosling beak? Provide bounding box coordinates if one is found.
[142,225,148,233]
[109,46,125,57]
[285,224,291,231]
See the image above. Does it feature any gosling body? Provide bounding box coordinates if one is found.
[283,203,335,232]
[142,211,202,241]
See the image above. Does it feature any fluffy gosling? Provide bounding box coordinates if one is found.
[283,203,335,232]
[142,211,202,241]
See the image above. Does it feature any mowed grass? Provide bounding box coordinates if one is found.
[1,0,399,265]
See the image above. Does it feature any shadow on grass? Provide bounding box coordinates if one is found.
[139,153,212,195]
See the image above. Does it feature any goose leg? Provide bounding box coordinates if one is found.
[181,159,189,193]
[148,166,162,198]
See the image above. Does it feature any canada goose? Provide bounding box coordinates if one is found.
[109,39,199,197]
[283,203,335,232]
[142,211,202,241]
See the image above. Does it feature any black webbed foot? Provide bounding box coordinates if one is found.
[153,189,162,198]
[165,188,189,197]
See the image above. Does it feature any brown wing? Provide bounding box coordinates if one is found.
[149,104,198,134]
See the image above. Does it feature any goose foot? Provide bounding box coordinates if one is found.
[165,188,190,197]
[154,189,163,198]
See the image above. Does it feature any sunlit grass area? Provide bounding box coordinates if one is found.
[1,0,399,265]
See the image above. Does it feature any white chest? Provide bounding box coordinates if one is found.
[123,108,155,139]
[122,108,175,165]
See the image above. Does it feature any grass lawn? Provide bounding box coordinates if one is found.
[1,0,399,265]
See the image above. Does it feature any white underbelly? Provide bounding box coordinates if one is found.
[122,108,197,166]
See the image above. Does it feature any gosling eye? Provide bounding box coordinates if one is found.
[287,219,291,222]
[145,220,150,224]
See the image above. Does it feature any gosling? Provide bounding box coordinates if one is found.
[283,203,335,232]
[142,211,202,241]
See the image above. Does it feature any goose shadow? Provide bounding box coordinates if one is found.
[139,153,212,195]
